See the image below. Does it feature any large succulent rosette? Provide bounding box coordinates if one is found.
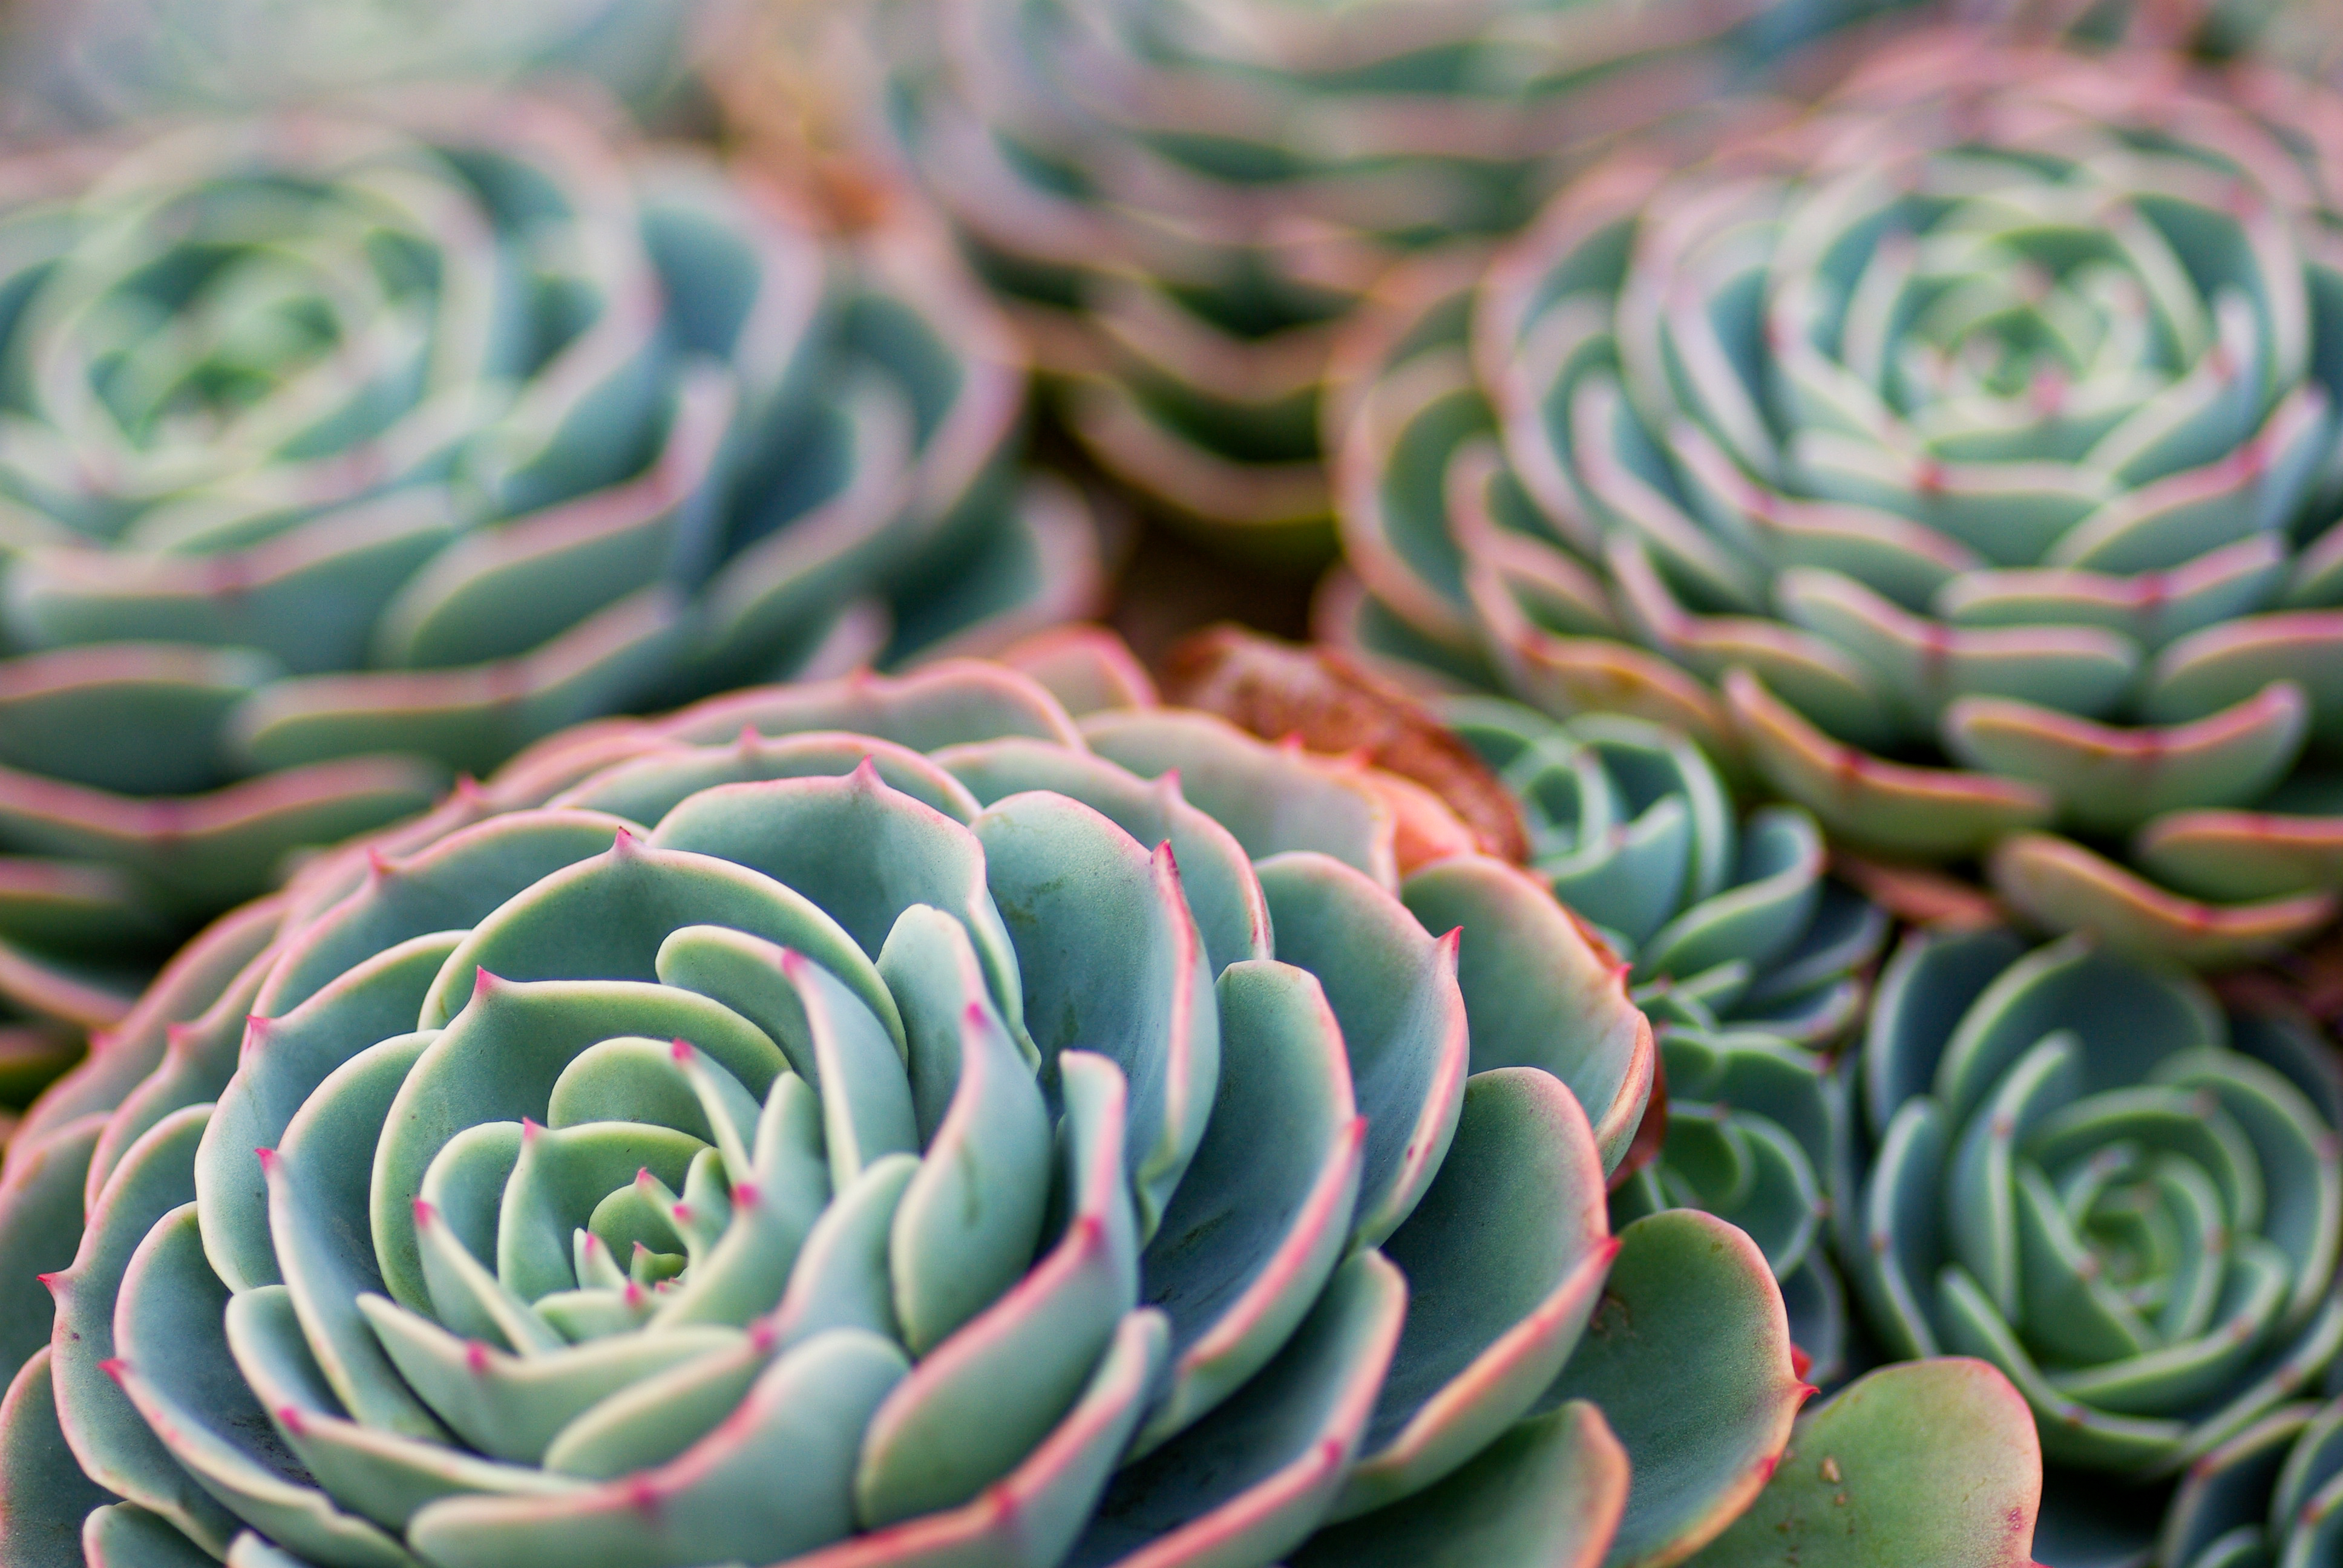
[1329,34,2343,967]
[0,650,1910,1568]
[0,92,1099,1110]
[1844,922,2343,1559]
[874,0,1915,557]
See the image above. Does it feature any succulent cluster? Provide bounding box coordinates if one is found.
[28,0,2343,1556]
[874,0,1919,556]
[1445,696,1886,1382]
[0,653,1973,1568]
[1330,32,2343,969]
[0,91,1101,1110]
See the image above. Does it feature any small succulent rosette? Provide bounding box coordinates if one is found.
[873,0,1918,559]
[1327,32,2343,969]
[0,646,1930,1568]
[0,90,1101,1100]
[1444,695,1887,1384]
[1843,922,2343,1558]
[0,0,706,134]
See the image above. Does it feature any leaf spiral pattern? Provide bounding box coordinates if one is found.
[1846,923,2343,1483]
[0,93,1099,1094]
[1326,32,2343,966]
[0,655,1842,1568]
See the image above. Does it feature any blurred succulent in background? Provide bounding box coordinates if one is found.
[1844,921,2343,1559]
[1444,696,1887,1382]
[1962,0,2296,60]
[871,0,1925,561]
[1329,32,2343,969]
[2157,1379,2343,1567]
[0,645,1969,1568]
[0,0,711,135]
[0,92,1100,1116]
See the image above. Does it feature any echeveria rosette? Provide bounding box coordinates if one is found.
[0,92,1100,1086]
[1329,34,2343,967]
[0,651,1891,1568]
[1445,696,1883,1383]
[1844,921,2343,1557]
[1443,697,1887,1046]
[873,0,1920,558]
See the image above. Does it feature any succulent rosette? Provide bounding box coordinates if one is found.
[0,92,1100,1104]
[1444,695,1884,1382]
[1843,921,2343,1556]
[1328,33,2343,967]
[1443,697,1886,1046]
[0,645,1960,1568]
[873,0,1918,558]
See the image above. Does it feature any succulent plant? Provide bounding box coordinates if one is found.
[1443,696,1886,1383]
[0,92,1100,1108]
[1443,698,1886,1046]
[1,0,706,134]
[1328,31,2343,968]
[873,0,1922,559]
[1843,920,2343,1557]
[0,644,1952,1568]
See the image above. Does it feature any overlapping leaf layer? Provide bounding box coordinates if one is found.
[1846,921,2343,1555]
[1447,697,1889,1378]
[0,655,1860,1568]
